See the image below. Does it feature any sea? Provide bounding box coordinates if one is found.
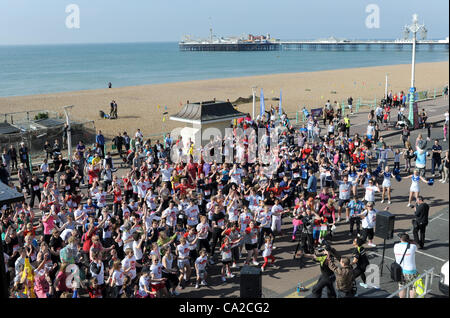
[0,42,448,97]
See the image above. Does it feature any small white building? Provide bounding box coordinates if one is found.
[170,100,246,147]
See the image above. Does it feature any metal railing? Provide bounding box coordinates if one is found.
[406,86,447,103]
[387,268,434,298]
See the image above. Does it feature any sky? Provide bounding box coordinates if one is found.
[0,0,448,45]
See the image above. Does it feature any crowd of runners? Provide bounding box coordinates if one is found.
[1,95,449,298]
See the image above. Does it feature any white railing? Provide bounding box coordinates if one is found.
[387,268,434,298]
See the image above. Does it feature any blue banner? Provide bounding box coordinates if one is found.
[260,88,265,117]
[279,89,282,116]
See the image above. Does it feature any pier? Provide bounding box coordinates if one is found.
[179,40,449,52]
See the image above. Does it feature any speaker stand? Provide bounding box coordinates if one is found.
[379,238,387,276]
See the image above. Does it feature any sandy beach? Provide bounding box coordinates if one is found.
[0,61,448,139]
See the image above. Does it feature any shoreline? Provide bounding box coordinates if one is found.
[0,61,448,138]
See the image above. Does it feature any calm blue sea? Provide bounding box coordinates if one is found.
[0,42,448,97]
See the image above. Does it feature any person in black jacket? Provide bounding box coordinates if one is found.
[352,238,370,288]
[0,163,9,184]
[18,142,29,170]
[113,133,124,158]
[29,174,44,208]
[8,144,18,171]
[43,140,53,160]
[413,196,429,249]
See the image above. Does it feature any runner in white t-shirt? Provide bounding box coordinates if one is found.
[110,261,125,298]
[185,201,200,227]
[149,255,168,298]
[364,179,380,203]
[160,164,173,182]
[137,269,155,298]
[226,198,240,223]
[229,165,243,184]
[122,248,138,280]
[162,202,178,231]
[194,249,209,289]
[95,191,108,209]
[358,202,380,247]
[270,199,285,235]
[261,235,278,272]
[176,237,192,290]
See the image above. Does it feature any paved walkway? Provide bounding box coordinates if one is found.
[328,96,449,138]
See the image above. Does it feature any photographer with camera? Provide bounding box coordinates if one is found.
[393,233,418,298]
[325,249,356,298]
[295,207,319,264]
[311,242,337,298]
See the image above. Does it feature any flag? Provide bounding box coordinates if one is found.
[260,88,265,117]
[279,89,282,116]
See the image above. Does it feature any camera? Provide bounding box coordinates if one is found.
[316,239,340,260]
[321,239,332,251]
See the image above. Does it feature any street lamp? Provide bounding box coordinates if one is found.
[403,14,427,125]
[251,86,257,119]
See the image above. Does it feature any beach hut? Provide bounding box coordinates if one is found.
[170,100,246,146]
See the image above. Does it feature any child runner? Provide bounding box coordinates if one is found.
[243,221,260,266]
[149,255,169,298]
[291,200,305,242]
[184,226,200,266]
[194,248,209,289]
[137,268,155,298]
[196,215,211,256]
[261,235,278,272]
[219,238,234,282]
[221,222,243,269]
[109,260,124,298]
[175,237,191,289]
[161,248,180,296]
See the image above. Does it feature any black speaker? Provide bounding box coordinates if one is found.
[375,210,395,239]
[240,266,262,298]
